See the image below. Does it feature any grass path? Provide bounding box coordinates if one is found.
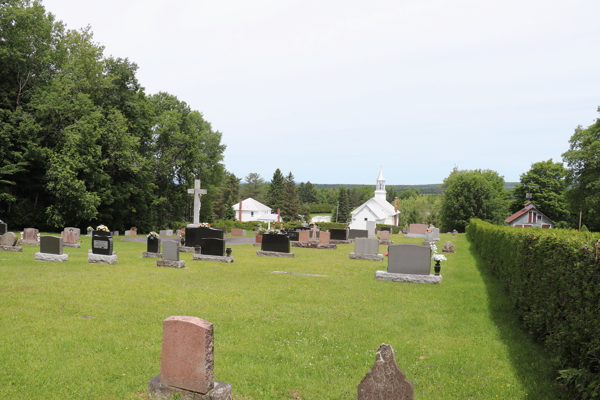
[0,233,566,399]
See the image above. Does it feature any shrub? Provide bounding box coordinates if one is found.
[467,219,600,399]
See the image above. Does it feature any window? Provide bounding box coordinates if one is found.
[537,215,542,220]
[251,212,254,217]
[364,218,368,221]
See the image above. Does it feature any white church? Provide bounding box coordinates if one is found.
[349,169,400,229]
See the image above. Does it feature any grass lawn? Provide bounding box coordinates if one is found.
[0,233,567,399]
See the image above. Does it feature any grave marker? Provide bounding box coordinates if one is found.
[349,238,383,260]
[187,179,207,225]
[36,235,68,262]
[157,241,184,268]
[357,344,413,400]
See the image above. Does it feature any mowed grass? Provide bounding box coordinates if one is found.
[0,233,567,400]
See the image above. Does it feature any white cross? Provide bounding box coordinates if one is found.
[187,179,207,225]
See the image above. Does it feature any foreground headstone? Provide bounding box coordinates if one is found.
[184,226,224,252]
[148,316,232,399]
[376,244,440,284]
[157,241,184,268]
[0,232,22,252]
[89,230,116,264]
[193,238,233,263]
[0,221,6,235]
[258,234,294,258]
[357,344,413,400]
[36,236,68,262]
[349,238,383,261]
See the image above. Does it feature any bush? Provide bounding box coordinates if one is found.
[376,224,402,234]
[314,222,348,231]
[306,203,334,213]
[467,219,600,398]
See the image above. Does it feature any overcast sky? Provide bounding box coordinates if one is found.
[42,0,600,185]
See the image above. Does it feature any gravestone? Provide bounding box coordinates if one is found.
[0,232,22,252]
[231,228,245,237]
[143,236,163,258]
[159,229,174,236]
[63,230,80,248]
[124,230,134,236]
[113,231,119,236]
[387,244,431,275]
[423,230,434,246]
[380,227,392,233]
[64,227,80,240]
[431,227,440,241]
[330,229,349,241]
[0,221,6,235]
[157,241,184,268]
[287,231,299,242]
[366,221,376,238]
[452,229,457,237]
[21,228,39,245]
[200,238,225,256]
[258,234,294,258]
[148,316,232,399]
[380,231,389,240]
[298,230,309,243]
[187,179,208,225]
[409,224,428,234]
[350,238,383,261]
[319,231,330,244]
[357,344,413,400]
[442,241,456,253]
[349,229,368,240]
[92,231,113,255]
[36,236,68,262]
[185,227,224,248]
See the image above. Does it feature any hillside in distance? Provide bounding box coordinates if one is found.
[314,182,518,194]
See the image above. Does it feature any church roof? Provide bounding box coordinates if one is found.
[350,196,399,218]
[377,168,385,181]
[232,198,271,212]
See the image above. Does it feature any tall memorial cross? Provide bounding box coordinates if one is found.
[187,179,207,225]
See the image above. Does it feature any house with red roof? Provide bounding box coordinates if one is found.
[504,201,554,228]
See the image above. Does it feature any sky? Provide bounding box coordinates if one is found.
[42,0,600,185]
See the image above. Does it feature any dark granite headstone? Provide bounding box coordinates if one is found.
[0,222,6,235]
[147,237,161,253]
[200,238,225,256]
[40,235,63,255]
[357,344,413,400]
[185,227,224,248]
[287,231,299,242]
[349,229,368,240]
[295,226,310,231]
[330,229,349,240]
[261,234,291,253]
[92,230,113,255]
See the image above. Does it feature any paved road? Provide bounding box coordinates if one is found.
[119,235,255,245]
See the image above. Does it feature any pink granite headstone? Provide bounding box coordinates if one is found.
[256,233,263,243]
[24,228,38,241]
[298,230,309,243]
[63,231,77,244]
[408,224,428,235]
[319,231,330,244]
[160,316,214,393]
[231,228,243,236]
[380,231,389,240]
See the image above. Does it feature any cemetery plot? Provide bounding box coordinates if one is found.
[376,244,440,284]
[349,238,383,261]
[36,235,68,262]
[257,234,294,258]
[157,241,185,268]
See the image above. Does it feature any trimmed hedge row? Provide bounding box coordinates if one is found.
[467,219,600,399]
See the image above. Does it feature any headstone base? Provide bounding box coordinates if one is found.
[142,252,163,258]
[403,233,425,239]
[192,254,233,263]
[35,252,69,262]
[375,270,441,284]
[88,249,116,255]
[0,245,23,252]
[88,253,117,265]
[148,375,232,400]
[256,250,295,258]
[20,240,40,246]
[180,246,195,253]
[291,242,337,249]
[379,240,394,245]
[156,259,185,268]
[64,243,81,248]
[330,239,351,245]
[349,253,384,261]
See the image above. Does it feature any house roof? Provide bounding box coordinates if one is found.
[232,198,271,212]
[351,196,399,218]
[505,202,554,224]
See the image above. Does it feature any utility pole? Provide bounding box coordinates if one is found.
[336,201,339,223]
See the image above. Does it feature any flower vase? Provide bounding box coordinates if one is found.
[226,247,232,257]
[434,260,441,276]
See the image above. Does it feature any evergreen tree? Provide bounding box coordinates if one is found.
[241,172,265,202]
[337,187,351,223]
[282,172,301,221]
[386,187,396,203]
[222,194,236,220]
[266,168,285,212]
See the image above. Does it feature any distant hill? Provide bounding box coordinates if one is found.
[315,182,519,194]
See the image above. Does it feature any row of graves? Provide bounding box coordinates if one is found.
[147,315,413,400]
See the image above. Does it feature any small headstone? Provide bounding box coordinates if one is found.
[442,241,456,253]
[113,231,119,236]
[40,235,63,255]
[64,227,80,240]
[1,232,18,246]
[357,344,413,400]
[380,231,390,240]
[147,236,161,253]
[408,224,428,235]
[92,231,113,255]
[298,230,309,243]
[23,228,39,241]
[431,227,440,241]
[160,316,214,393]
[319,231,330,244]
[255,232,264,243]
[159,229,174,236]
[163,241,180,261]
[355,238,380,255]
[200,238,225,256]
[231,228,245,237]
[452,229,457,238]
[63,230,77,245]
[261,234,291,253]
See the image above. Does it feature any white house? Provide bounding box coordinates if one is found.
[505,201,554,228]
[232,198,280,222]
[349,169,400,229]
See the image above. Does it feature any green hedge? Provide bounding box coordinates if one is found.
[467,219,600,398]
[306,203,334,213]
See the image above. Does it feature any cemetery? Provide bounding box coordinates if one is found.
[0,227,571,399]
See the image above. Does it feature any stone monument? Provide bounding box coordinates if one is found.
[36,236,68,262]
[357,344,413,400]
[157,241,185,268]
[349,238,383,261]
[0,232,22,252]
[187,179,207,226]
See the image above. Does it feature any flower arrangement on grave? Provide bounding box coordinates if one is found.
[430,242,446,275]
[131,226,137,231]
[266,229,281,234]
[87,226,93,232]
[258,227,267,233]
[198,223,211,227]
[147,231,160,239]
[96,224,109,232]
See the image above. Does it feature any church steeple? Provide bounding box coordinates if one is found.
[375,168,386,199]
